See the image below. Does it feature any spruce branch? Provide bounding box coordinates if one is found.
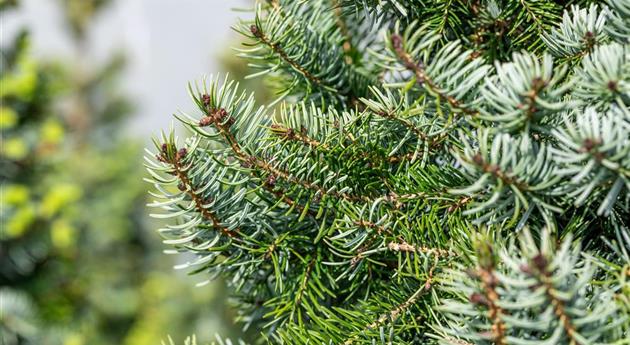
[194,92,360,204]
[389,32,481,117]
[156,142,240,239]
[249,24,324,88]
[451,132,562,225]
[551,108,630,215]
[479,52,573,133]
[342,276,434,345]
[543,5,609,61]
[436,228,624,344]
[351,290,424,344]
[523,253,582,345]
[571,43,629,109]
[235,1,375,106]
[516,0,559,39]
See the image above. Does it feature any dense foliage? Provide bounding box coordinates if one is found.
[148,0,630,343]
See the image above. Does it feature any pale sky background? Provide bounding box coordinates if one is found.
[2,0,251,136]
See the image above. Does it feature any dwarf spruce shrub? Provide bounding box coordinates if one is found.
[147,1,630,343]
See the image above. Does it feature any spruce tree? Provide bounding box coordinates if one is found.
[147,0,630,343]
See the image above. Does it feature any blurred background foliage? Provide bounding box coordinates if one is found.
[1,1,248,344]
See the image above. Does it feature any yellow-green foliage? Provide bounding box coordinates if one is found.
[1,27,235,345]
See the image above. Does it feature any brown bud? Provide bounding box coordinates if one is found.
[250,25,261,37]
[582,138,600,152]
[217,108,228,119]
[532,254,548,271]
[177,148,187,160]
[391,34,403,51]
[199,116,214,127]
[201,94,211,107]
[607,80,618,92]
[177,182,186,191]
[210,108,228,125]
